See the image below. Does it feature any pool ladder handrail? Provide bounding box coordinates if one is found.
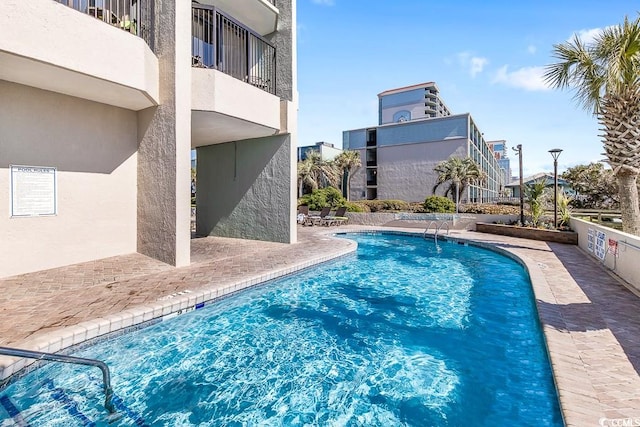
[0,346,115,413]
[437,221,450,237]
[423,221,450,243]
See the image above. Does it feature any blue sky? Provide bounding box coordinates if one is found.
[296,0,637,178]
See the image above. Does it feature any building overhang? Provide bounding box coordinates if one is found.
[191,68,282,147]
[0,0,159,111]
[195,0,279,36]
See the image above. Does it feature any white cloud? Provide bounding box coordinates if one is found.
[570,26,615,45]
[492,65,550,91]
[311,0,335,5]
[527,44,537,54]
[456,52,488,78]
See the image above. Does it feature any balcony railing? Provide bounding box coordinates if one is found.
[192,4,276,95]
[54,0,153,47]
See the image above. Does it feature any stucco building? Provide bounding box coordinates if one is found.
[343,82,505,202]
[297,142,342,162]
[0,0,297,278]
[487,140,512,190]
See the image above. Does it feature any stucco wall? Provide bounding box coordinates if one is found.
[266,0,296,102]
[571,217,640,291]
[137,0,191,267]
[196,135,294,243]
[0,81,137,278]
[376,139,467,202]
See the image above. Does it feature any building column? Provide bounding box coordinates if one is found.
[137,0,191,266]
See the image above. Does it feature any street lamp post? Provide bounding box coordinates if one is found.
[513,144,524,226]
[548,148,563,229]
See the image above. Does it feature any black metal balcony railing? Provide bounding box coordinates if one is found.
[192,5,276,95]
[55,0,153,47]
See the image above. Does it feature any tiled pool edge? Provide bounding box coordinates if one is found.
[0,238,358,385]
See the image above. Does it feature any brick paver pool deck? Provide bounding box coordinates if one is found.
[1,225,639,426]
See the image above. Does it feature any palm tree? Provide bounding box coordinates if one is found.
[334,150,361,201]
[297,157,318,197]
[525,180,549,228]
[432,157,482,211]
[544,15,640,235]
[297,150,339,197]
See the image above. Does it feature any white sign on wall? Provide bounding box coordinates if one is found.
[10,165,57,217]
[587,228,594,252]
[595,230,607,260]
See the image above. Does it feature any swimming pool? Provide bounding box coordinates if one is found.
[0,233,563,426]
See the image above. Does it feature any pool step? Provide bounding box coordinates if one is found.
[1,379,149,426]
[0,395,32,427]
[46,379,96,427]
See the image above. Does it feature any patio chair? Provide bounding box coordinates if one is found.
[306,207,330,226]
[322,206,348,226]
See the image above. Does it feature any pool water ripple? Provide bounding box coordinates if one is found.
[0,233,562,426]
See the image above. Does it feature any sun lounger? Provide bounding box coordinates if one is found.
[321,206,348,226]
[306,207,330,226]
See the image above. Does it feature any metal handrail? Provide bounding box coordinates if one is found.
[192,4,277,94]
[54,0,153,47]
[0,346,114,413]
[423,221,438,239]
[437,221,450,236]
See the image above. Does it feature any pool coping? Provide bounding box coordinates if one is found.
[0,239,358,385]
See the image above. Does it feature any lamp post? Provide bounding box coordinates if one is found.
[512,144,524,226]
[548,148,563,229]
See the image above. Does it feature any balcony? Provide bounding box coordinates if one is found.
[54,0,154,46]
[191,3,282,147]
[192,5,276,95]
[0,0,159,110]
[199,0,279,36]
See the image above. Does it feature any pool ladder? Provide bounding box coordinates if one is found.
[423,221,450,243]
[0,346,115,413]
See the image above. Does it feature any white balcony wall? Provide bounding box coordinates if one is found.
[0,0,158,111]
[191,68,281,146]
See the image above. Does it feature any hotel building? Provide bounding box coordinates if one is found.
[343,82,505,202]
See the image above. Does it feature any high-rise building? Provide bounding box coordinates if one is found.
[343,83,504,202]
[378,82,451,125]
[0,0,297,278]
[487,140,512,193]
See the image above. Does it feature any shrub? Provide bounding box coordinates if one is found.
[344,201,366,212]
[356,199,412,212]
[423,196,455,213]
[459,204,521,215]
[298,187,345,211]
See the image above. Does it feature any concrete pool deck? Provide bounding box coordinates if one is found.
[1,225,640,426]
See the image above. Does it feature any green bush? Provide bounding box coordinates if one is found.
[423,196,455,213]
[459,203,521,215]
[298,187,345,211]
[356,199,412,212]
[344,201,366,212]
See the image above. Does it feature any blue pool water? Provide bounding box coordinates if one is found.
[0,233,563,426]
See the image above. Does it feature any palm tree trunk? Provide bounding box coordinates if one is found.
[617,170,640,236]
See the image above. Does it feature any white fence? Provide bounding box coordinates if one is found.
[571,217,640,292]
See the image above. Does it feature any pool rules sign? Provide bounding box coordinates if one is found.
[10,165,57,217]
